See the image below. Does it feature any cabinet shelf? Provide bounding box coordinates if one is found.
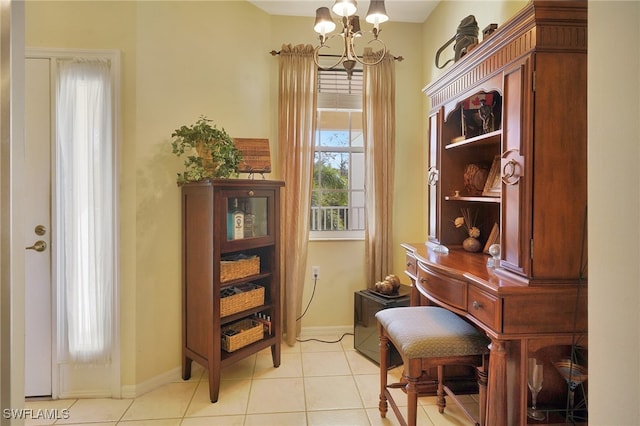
[220,335,278,365]
[220,302,275,325]
[220,272,272,288]
[221,237,276,254]
[445,130,501,150]
[445,195,500,203]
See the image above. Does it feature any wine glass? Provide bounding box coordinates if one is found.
[527,358,545,421]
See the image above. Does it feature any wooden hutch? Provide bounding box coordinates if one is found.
[403,2,588,424]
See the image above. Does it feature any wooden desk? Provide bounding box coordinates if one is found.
[402,243,587,425]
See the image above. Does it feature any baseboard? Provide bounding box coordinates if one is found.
[298,324,353,337]
[120,325,354,398]
[120,366,183,399]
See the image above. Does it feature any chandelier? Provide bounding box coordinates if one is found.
[313,0,389,76]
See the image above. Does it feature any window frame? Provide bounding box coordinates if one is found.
[310,105,365,241]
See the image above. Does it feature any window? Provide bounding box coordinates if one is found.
[310,69,364,240]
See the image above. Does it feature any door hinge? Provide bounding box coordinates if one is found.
[530,239,534,259]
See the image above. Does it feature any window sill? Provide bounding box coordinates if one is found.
[309,231,365,241]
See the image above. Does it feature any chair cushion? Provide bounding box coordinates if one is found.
[376,306,489,359]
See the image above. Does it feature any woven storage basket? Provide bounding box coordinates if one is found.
[220,283,264,317]
[221,319,263,352]
[220,255,260,282]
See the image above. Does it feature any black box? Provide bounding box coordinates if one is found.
[354,286,410,368]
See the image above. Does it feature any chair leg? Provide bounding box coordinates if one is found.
[378,330,389,419]
[405,358,422,426]
[406,374,419,426]
[437,365,446,413]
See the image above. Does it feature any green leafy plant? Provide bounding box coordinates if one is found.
[171,116,242,182]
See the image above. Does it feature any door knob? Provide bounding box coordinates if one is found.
[26,240,47,252]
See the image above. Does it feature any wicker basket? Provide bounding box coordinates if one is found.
[220,283,264,317]
[220,255,260,282]
[221,319,263,352]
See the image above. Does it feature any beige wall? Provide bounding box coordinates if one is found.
[588,2,640,424]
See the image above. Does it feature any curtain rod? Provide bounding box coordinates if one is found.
[269,50,404,62]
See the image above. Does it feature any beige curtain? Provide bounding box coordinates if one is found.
[277,44,317,346]
[363,49,396,288]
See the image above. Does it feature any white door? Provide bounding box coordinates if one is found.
[24,57,53,397]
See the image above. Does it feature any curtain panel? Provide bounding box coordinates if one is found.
[363,50,396,287]
[277,44,318,346]
[56,58,114,363]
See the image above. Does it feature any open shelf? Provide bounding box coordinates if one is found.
[445,195,500,203]
[445,129,502,150]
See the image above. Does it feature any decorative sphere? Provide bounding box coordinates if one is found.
[488,244,501,258]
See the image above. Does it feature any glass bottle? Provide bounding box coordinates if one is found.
[243,199,255,238]
[232,198,244,240]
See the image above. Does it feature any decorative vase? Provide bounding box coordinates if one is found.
[462,237,482,252]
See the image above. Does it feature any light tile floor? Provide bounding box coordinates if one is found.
[25,333,477,426]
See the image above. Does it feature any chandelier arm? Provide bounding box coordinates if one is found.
[351,36,387,66]
[313,34,347,70]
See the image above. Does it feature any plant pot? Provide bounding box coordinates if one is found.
[196,141,216,171]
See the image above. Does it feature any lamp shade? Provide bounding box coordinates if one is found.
[365,0,389,25]
[332,0,357,17]
[314,7,336,35]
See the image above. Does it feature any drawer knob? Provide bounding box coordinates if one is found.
[248,190,255,196]
[420,277,426,284]
[472,301,482,310]
[406,261,411,267]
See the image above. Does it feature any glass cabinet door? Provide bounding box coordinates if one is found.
[226,196,269,240]
[221,189,274,245]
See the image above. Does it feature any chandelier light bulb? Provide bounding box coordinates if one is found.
[314,7,336,35]
[332,0,357,17]
[366,0,389,28]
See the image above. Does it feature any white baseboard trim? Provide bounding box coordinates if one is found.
[121,366,183,399]
[120,325,354,399]
[58,389,113,399]
[298,325,353,337]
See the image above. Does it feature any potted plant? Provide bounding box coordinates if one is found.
[171,116,242,182]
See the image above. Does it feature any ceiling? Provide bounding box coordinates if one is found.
[248,0,439,24]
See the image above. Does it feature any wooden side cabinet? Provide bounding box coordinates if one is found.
[180,179,284,402]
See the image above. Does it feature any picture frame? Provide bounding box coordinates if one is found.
[483,155,501,197]
[483,222,500,254]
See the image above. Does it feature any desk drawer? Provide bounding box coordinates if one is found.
[405,253,417,278]
[468,286,502,332]
[416,262,466,310]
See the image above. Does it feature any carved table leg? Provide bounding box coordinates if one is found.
[486,339,508,426]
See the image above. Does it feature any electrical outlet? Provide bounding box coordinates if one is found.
[312,266,320,280]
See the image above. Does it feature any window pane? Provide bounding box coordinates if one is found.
[351,111,363,147]
[317,110,350,147]
[314,151,349,194]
